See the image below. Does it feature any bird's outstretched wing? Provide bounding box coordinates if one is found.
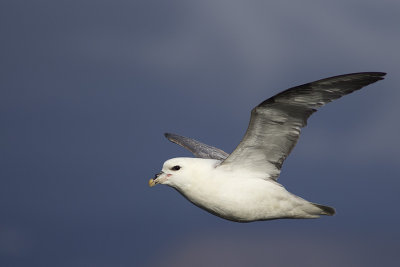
[218,72,386,180]
[164,133,229,160]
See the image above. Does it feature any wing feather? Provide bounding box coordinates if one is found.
[218,72,386,180]
[164,133,229,160]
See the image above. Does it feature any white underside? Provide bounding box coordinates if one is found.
[164,158,322,222]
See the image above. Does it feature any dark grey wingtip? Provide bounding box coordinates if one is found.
[372,72,386,77]
[163,132,229,160]
[375,72,387,81]
[164,132,185,145]
[164,132,182,147]
[332,72,386,78]
[333,72,387,85]
[164,132,174,140]
[357,72,386,81]
[363,72,386,76]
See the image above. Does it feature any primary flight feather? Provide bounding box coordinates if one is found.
[149,72,386,222]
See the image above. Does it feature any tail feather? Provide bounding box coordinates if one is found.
[313,203,336,216]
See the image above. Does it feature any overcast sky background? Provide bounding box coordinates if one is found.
[1,0,400,266]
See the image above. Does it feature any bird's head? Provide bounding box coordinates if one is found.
[149,157,218,189]
[148,158,192,188]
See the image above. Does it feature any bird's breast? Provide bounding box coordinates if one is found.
[180,175,289,221]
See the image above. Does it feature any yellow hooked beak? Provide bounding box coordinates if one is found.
[149,171,163,187]
[148,178,156,187]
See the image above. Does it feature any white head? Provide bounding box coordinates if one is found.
[149,157,218,189]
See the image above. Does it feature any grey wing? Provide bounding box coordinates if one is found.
[218,72,386,180]
[164,133,229,160]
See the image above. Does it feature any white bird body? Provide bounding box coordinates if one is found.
[160,158,328,222]
[149,72,386,222]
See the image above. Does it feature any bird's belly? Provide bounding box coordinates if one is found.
[184,178,296,222]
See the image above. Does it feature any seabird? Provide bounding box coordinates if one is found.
[149,72,386,222]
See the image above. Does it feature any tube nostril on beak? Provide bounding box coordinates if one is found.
[154,171,164,179]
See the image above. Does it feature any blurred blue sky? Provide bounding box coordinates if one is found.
[1,0,399,266]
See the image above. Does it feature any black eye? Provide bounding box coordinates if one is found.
[171,165,181,171]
